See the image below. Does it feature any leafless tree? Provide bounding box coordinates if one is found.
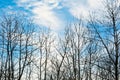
[0,15,35,80]
[88,0,120,80]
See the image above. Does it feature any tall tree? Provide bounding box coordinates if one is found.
[0,15,35,80]
[89,0,120,80]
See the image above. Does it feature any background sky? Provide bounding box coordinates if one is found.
[0,0,103,31]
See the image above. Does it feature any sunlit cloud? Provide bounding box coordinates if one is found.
[14,0,104,30]
[15,0,64,31]
[61,0,103,19]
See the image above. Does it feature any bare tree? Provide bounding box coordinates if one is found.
[0,15,35,80]
[88,0,120,80]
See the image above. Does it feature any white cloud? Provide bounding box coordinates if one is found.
[87,0,104,10]
[15,0,105,30]
[31,5,63,30]
[88,0,100,8]
[15,0,63,31]
[69,5,89,19]
[61,0,89,19]
[61,0,103,19]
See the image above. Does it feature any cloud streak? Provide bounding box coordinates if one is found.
[61,0,103,19]
[14,0,104,30]
[15,0,64,31]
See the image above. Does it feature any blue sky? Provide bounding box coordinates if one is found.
[0,0,103,31]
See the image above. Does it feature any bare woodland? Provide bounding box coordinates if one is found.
[0,0,120,80]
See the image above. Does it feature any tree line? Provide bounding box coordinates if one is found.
[0,0,120,80]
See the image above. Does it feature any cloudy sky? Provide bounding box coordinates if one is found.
[0,0,103,31]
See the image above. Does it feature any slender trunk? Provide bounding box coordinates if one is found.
[113,13,119,80]
[44,44,48,80]
[89,52,92,80]
[78,35,80,80]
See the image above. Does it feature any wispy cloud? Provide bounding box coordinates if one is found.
[15,0,64,31]
[61,0,103,19]
[14,0,104,30]
[61,0,88,18]
[31,4,63,30]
